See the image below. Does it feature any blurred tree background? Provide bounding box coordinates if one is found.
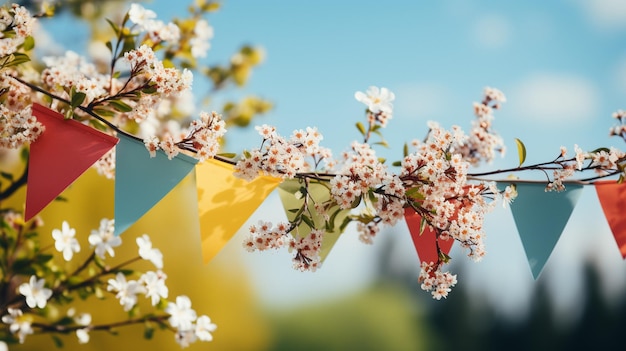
[3,1,625,350]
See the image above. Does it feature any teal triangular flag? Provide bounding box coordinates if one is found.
[501,182,584,279]
[114,134,198,235]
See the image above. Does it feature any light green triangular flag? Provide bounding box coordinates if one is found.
[278,179,350,262]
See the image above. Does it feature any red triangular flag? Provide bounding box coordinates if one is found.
[25,104,118,220]
[595,180,626,259]
[404,208,454,264]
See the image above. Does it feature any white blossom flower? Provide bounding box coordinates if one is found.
[1,308,33,344]
[354,86,395,114]
[190,19,213,58]
[175,329,197,348]
[128,3,157,30]
[18,275,52,309]
[195,315,217,342]
[52,221,80,261]
[88,218,121,259]
[76,328,90,344]
[137,234,164,269]
[107,273,145,311]
[73,312,92,326]
[140,271,168,306]
[165,295,197,331]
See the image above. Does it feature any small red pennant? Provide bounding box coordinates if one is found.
[25,104,118,220]
[404,207,454,264]
[595,180,626,259]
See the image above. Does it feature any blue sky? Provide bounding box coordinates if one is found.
[187,0,626,320]
[40,0,626,320]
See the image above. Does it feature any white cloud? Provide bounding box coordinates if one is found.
[472,14,512,48]
[580,0,626,30]
[392,83,449,120]
[509,74,599,124]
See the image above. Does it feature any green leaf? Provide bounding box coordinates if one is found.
[142,85,157,94]
[34,254,53,264]
[109,100,133,112]
[106,19,121,36]
[3,53,30,68]
[419,216,427,236]
[217,152,237,159]
[56,316,74,326]
[350,195,362,209]
[71,91,86,108]
[93,108,115,117]
[590,147,611,154]
[0,171,14,181]
[374,140,389,148]
[405,187,423,199]
[22,36,35,51]
[89,119,109,131]
[403,142,409,157]
[514,138,526,167]
[391,161,402,167]
[301,215,315,229]
[339,216,352,232]
[52,335,64,348]
[144,324,155,340]
[20,147,29,162]
[355,122,366,136]
[327,208,342,231]
[439,251,451,263]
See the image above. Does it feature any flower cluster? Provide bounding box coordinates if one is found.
[0,104,42,149]
[234,124,329,181]
[144,110,227,161]
[448,86,506,165]
[128,3,181,43]
[41,51,111,105]
[0,4,35,58]
[0,214,216,348]
[124,45,193,98]
[237,86,517,300]
[243,221,323,272]
[418,261,458,300]
[547,144,626,191]
[610,109,626,141]
[402,124,510,271]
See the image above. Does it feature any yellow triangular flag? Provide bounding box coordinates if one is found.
[196,159,281,264]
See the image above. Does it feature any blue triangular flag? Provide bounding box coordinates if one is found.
[114,134,198,235]
[501,182,583,279]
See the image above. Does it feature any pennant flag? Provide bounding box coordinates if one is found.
[595,180,626,258]
[196,159,281,264]
[278,179,350,262]
[25,104,118,220]
[114,134,197,235]
[404,208,454,264]
[501,182,584,279]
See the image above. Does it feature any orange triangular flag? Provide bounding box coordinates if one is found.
[25,104,118,220]
[196,159,281,264]
[595,180,626,258]
[404,208,454,264]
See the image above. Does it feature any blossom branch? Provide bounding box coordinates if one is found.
[31,314,170,334]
